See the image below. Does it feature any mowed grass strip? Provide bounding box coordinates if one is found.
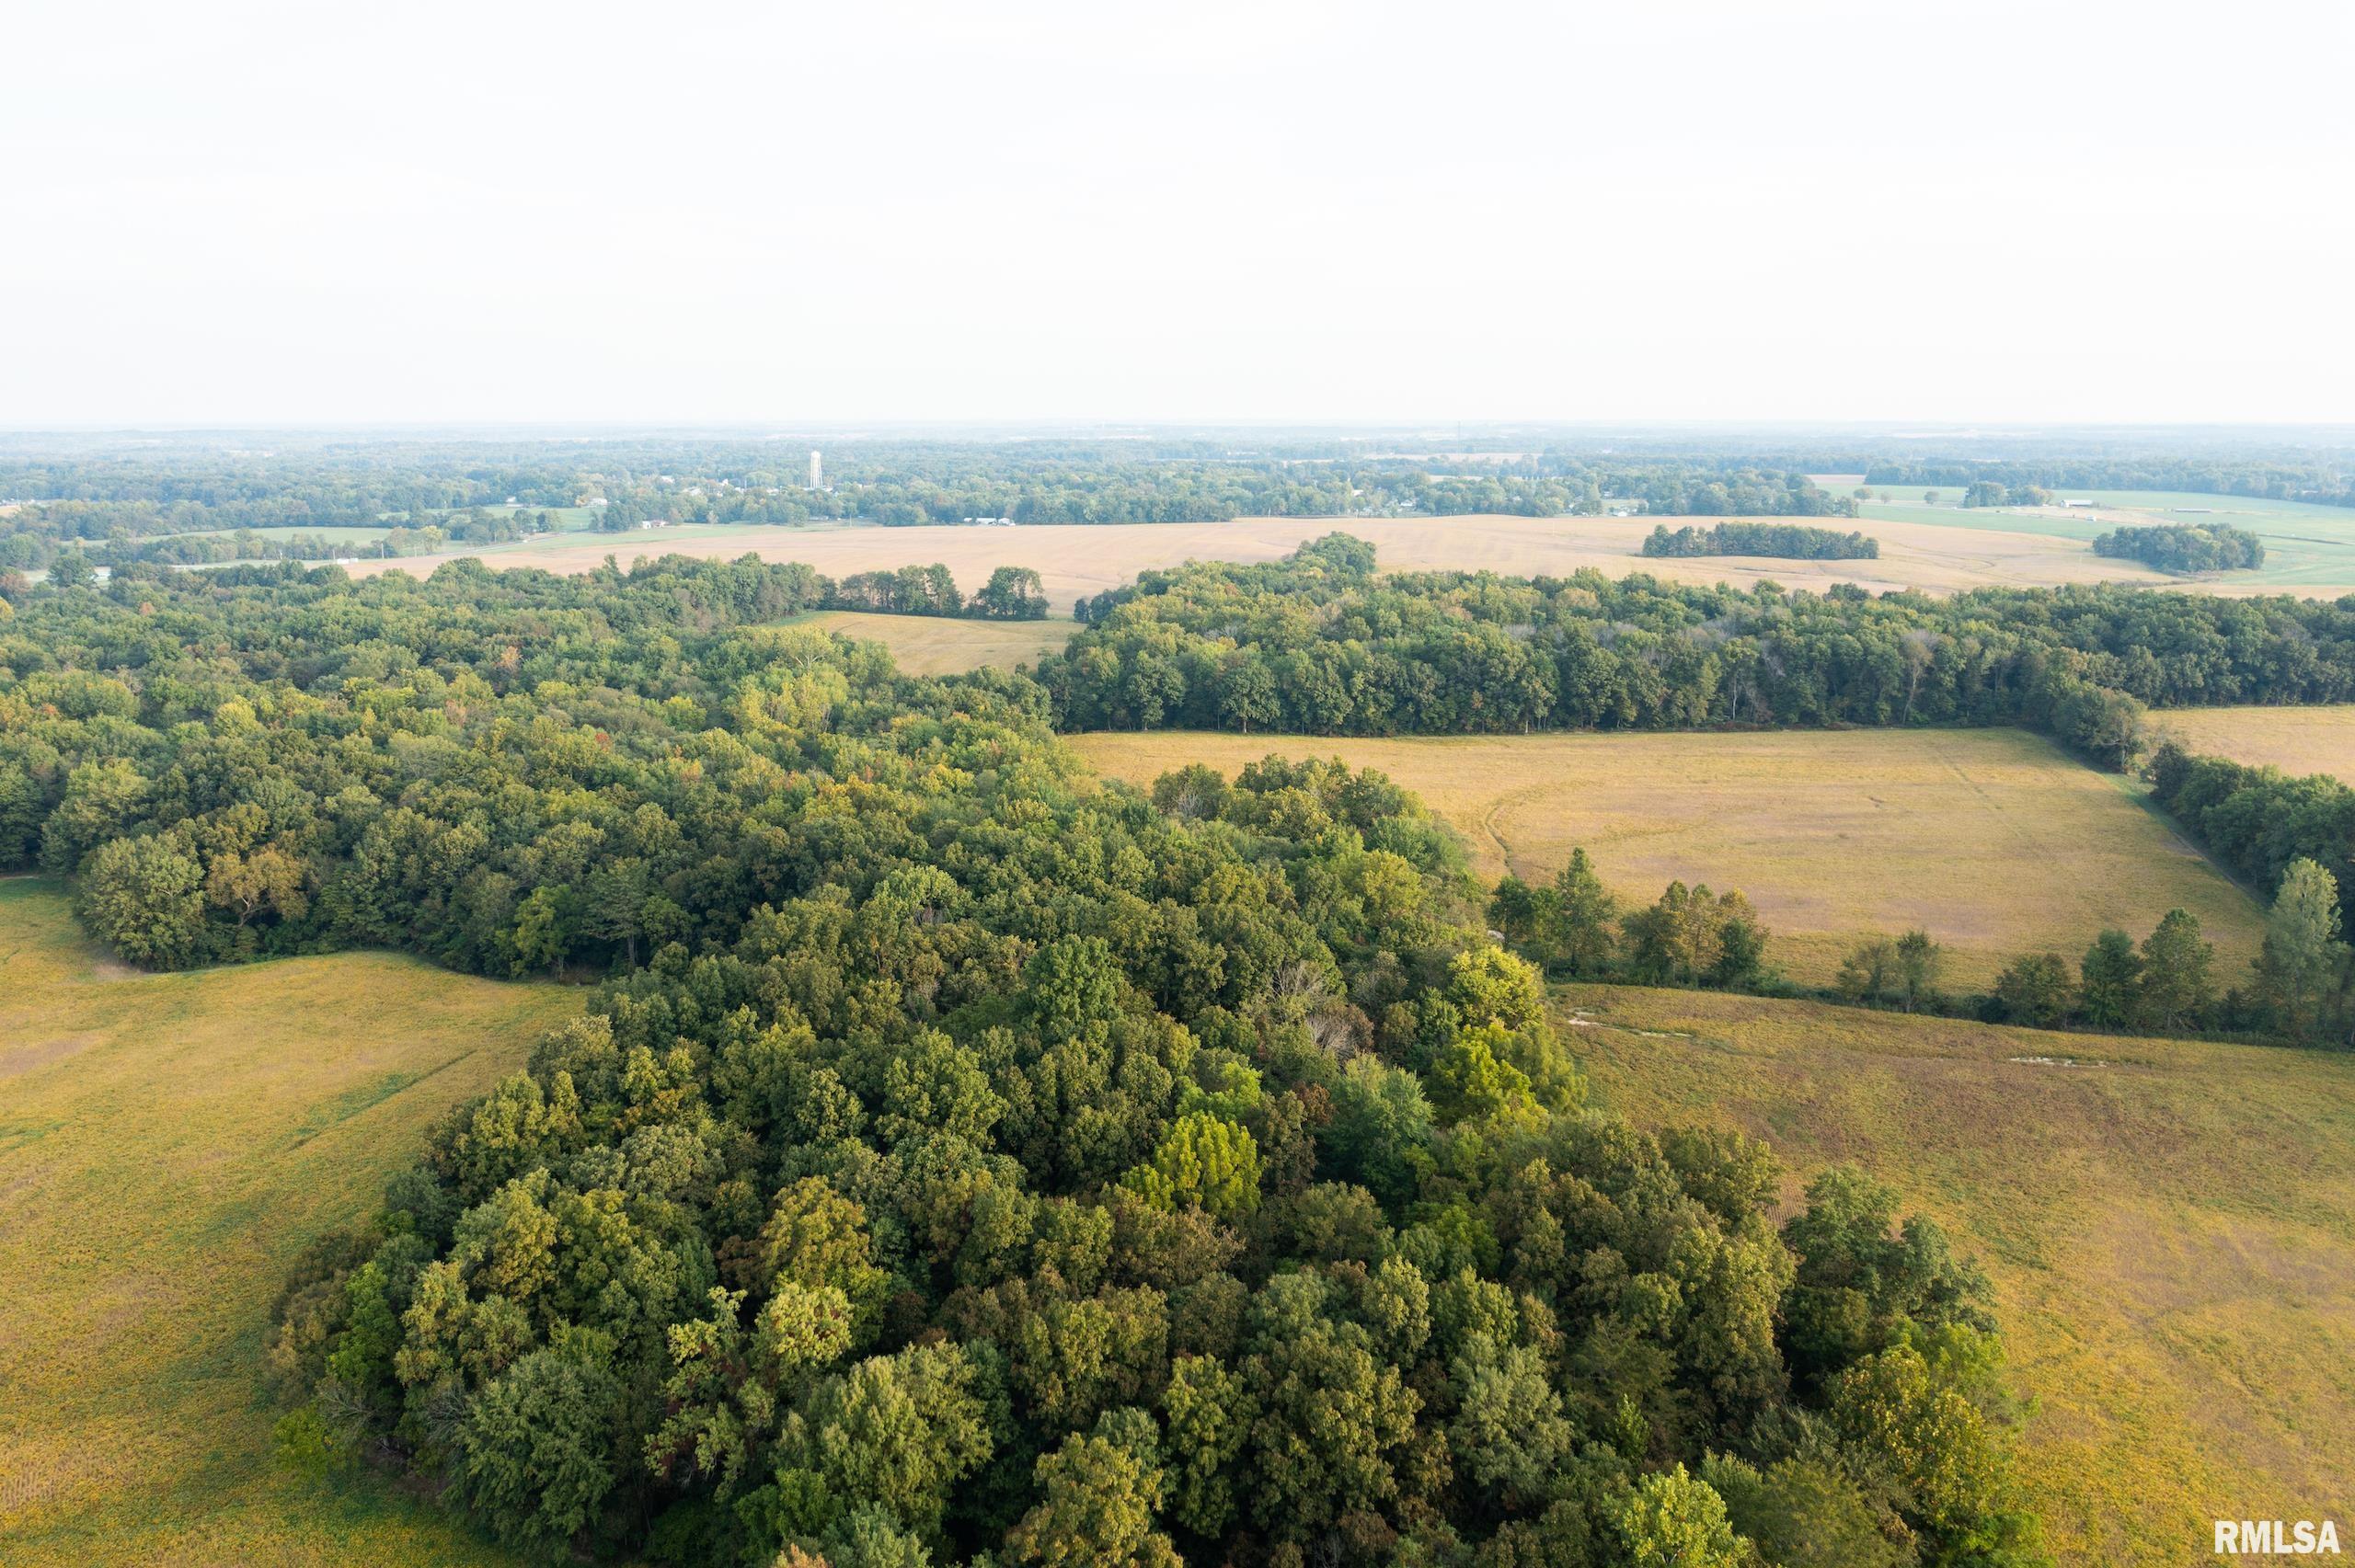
[1559,983,2355,1568]
[0,878,579,1568]
[2152,704,2355,784]
[790,610,1075,675]
[1070,727,2268,986]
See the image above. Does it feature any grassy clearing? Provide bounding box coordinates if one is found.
[2152,704,2355,783]
[1561,983,2355,1568]
[1070,727,2268,987]
[789,610,1074,674]
[0,878,577,1567]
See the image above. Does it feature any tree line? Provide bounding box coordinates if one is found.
[1641,521,1879,561]
[0,440,1877,563]
[825,564,1051,620]
[2089,523,2266,574]
[1040,534,2355,768]
[0,556,2043,1566]
[1982,864,2347,1044]
[1484,840,2342,1047]
[1864,455,2355,510]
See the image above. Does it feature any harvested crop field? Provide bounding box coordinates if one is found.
[2152,704,2355,783]
[343,512,2182,606]
[1070,727,2268,987]
[791,610,1074,674]
[1565,983,2355,1567]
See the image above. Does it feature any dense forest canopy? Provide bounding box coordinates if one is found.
[1044,535,2355,764]
[0,555,2043,1566]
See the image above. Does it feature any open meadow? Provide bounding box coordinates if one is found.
[790,609,1074,674]
[2152,704,2355,783]
[1070,727,2269,987]
[1856,489,2355,593]
[1562,983,2355,1568]
[0,878,577,1568]
[340,512,2182,605]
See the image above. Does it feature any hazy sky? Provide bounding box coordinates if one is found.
[5,0,2350,427]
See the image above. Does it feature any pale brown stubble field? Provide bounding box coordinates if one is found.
[343,512,2179,608]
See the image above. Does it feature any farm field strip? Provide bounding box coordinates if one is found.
[2153,704,2355,783]
[1565,983,2355,1568]
[1070,727,2269,987]
[787,609,1075,674]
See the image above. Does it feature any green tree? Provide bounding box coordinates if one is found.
[2135,908,2214,1031]
[1005,1432,1180,1567]
[1993,952,2074,1026]
[1123,1112,1263,1219]
[1781,1165,1993,1386]
[2254,858,2349,1040]
[46,551,96,587]
[1614,1463,1745,1568]
[1162,1355,1255,1537]
[797,1342,994,1540]
[1244,1295,1421,1539]
[1539,848,1620,975]
[1835,935,1898,1006]
[1891,930,1943,1013]
[457,1348,622,1557]
[1487,875,1540,945]
[1448,1333,1574,1508]
[2077,929,2143,1028]
[1827,1344,2021,1552]
[1624,880,1725,986]
[1701,1452,1908,1568]
[973,565,1049,620]
[75,831,210,967]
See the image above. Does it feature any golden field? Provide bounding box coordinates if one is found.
[1564,983,2355,1568]
[793,609,1074,674]
[0,878,580,1568]
[1071,727,2269,987]
[2153,704,2355,783]
[344,512,2179,607]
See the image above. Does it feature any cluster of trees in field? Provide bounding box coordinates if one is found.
[1043,535,2355,767]
[827,564,1051,620]
[1640,522,1879,561]
[1982,874,2349,1042]
[1487,841,2341,1047]
[1838,910,2228,1033]
[1485,850,1771,992]
[1,557,2040,1566]
[1958,482,2051,509]
[2089,523,2266,574]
